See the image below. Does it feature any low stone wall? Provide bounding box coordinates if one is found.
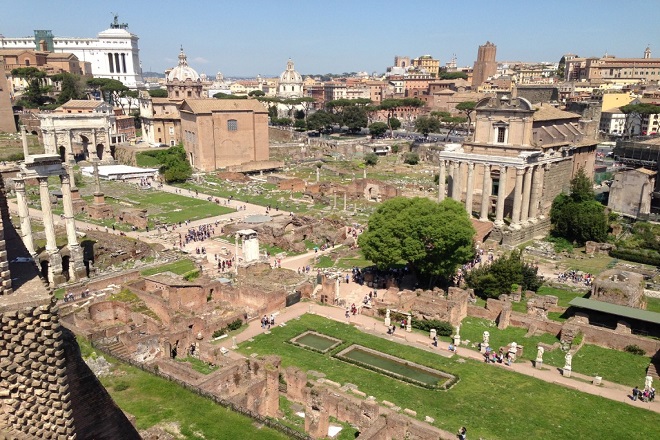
[88,301,131,325]
[155,358,206,385]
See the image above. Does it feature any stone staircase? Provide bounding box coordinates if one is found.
[647,352,660,381]
[104,340,130,359]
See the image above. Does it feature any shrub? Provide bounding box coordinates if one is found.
[212,319,244,339]
[609,248,660,266]
[114,381,130,392]
[403,152,419,165]
[624,344,646,356]
[391,144,400,154]
[364,152,378,166]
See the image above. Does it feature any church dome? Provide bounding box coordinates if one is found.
[167,47,200,82]
[279,59,302,84]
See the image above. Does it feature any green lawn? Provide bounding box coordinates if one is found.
[135,152,163,168]
[536,285,588,308]
[141,259,196,276]
[176,357,219,375]
[78,344,289,439]
[457,317,650,388]
[238,314,659,439]
[646,297,660,313]
[315,255,335,268]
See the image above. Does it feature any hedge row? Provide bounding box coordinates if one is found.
[609,248,660,267]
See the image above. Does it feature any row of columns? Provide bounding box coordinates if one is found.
[438,160,547,229]
[14,166,85,285]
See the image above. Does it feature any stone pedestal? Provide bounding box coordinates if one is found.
[480,344,489,354]
[593,376,602,386]
[384,317,391,327]
[563,368,571,378]
[231,337,238,349]
[406,313,412,333]
[429,329,437,340]
[535,360,543,369]
[453,335,461,346]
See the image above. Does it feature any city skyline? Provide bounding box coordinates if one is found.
[2,0,659,77]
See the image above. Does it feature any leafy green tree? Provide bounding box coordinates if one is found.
[12,67,52,108]
[465,250,543,299]
[550,167,608,244]
[404,152,419,165]
[248,89,265,97]
[293,119,307,131]
[307,110,335,131]
[86,78,128,107]
[50,72,86,105]
[379,98,403,136]
[621,103,660,137]
[148,89,169,98]
[358,197,475,283]
[213,92,247,99]
[341,105,367,133]
[438,71,468,80]
[368,122,388,137]
[557,56,566,80]
[294,109,305,120]
[455,101,477,133]
[415,115,441,136]
[364,152,378,166]
[156,145,192,183]
[389,117,401,130]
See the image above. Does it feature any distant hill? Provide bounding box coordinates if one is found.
[142,71,165,78]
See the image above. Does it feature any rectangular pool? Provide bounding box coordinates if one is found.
[336,345,454,388]
[291,331,343,353]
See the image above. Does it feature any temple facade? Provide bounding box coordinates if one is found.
[438,96,597,245]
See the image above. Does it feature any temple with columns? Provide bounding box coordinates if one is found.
[438,96,597,246]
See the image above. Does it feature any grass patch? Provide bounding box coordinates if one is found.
[335,256,374,269]
[646,296,660,313]
[239,314,660,439]
[78,338,288,439]
[141,259,196,276]
[315,255,335,268]
[176,357,219,375]
[135,152,163,168]
[53,287,65,300]
[108,288,160,321]
[537,285,587,308]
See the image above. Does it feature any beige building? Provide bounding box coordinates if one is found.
[565,48,660,82]
[439,95,597,245]
[608,168,656,218]
[180,99,268,171]
[411,55,440,78]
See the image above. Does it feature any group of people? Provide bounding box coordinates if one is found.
[260,314,275,329]
[217,258,233,272]
[62,288,91,303]
[632,386,656,402]
[557,270,593,286]
[184,223,216,245]
[297,265,312,274]
[482,347,513,366]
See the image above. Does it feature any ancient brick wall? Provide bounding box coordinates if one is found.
[88,301,131,325]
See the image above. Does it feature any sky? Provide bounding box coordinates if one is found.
[2,0,659,78]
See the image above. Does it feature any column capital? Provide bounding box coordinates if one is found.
[60,172,71,185]
[516,167,526,175]
[37,176,49,185]
[467,162,474,170]
[13,178,25,190]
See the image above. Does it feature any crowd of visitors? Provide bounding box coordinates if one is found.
[557,270,593,286]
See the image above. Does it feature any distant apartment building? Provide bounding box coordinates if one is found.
[411,55,439,78]
[565,47,660,83]
[0,16,144,88]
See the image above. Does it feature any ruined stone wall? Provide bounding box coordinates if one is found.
[129,285,172,325]
[541,159,573,214]
[218,286,286,315]
[155,358,206,384]
[88,300,131,325]
[168,285,206,311]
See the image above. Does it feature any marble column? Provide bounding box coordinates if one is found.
[343,192,347,210]
[438,160,446,202]
[21,127,30,160]
[38,176,63,285]
[38,177,57,253]
[521,166,533,224]
[60,170,85,281]
[529,165,544,221]
[103,127,113,159]
[465,163,475,215]
[91,129,98,160]
[494,165,507,227]
[511,168,525,228]
[451,161,462,200]
[14,178,35,256]
[480,164,491,221]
